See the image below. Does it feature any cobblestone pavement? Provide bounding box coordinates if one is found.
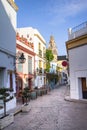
[3,85,87,130]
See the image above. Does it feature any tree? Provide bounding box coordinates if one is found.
[45,49,54,72]
[0,88,13,117]
[45,49,54,62]
[22,87,30,105]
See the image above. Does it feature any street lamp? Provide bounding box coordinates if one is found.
[15,52,26,98]
[16,52,26,64]
[18,53,26,63]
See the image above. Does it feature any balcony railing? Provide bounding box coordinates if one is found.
[39,49,42,57]
[68,21,87,40]
[36,68,45,74]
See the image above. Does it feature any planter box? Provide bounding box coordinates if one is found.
[0,113,14,129]
[37,89,47,96]
[37,89,43,96]
[21,104,30,112]
[43,89,47,95]
[30,91,37,99]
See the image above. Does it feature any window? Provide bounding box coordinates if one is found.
[17,64,23,73]
[27,34,29,38]
[28,56,32,74]
[43,47,46,58]
[39,49,42,57]
[10,73,13,89]
[38,42,41,49]
[86,78,87,88]
[0,68,4,87]
[39,60,42,68]
[44,62,46,69]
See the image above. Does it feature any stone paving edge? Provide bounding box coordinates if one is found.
[64,95,87,104]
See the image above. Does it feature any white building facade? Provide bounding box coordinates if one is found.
[0,0,18,114]
[16,32,35,98]
[16,27,46,89]
[66,21,87,100]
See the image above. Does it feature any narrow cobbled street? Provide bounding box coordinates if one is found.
[4,85,87,130]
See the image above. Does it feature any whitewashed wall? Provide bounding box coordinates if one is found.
[0,0,16,55]
[0,97,16,115]
[17,27,46,88]
[69,44,87,99]
[0,0,17,113]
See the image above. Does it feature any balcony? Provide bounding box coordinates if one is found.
[68,21,87,40]
[39,49,42,57]
[36,68,45,74]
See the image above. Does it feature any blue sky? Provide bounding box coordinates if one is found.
[15,0,87,55]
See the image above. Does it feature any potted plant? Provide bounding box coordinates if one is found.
[0,87,14,129]
[21,87,31,112]
[37,88,43,96]
[30,89,37,99]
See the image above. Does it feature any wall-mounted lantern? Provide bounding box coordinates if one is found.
[18,53,26,64]
[16,52,26,64]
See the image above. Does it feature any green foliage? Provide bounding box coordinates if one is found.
[0,87,13,117]
[45,62,50,72]
[45,49,54,72]
[22,87,30,105]
[0,88,13,100]
[46,73,59,83]
[45,49,54,62]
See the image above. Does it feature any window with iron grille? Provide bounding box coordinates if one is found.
[39,49,42,57]
[39,60,42,68]
[28,56,32,74]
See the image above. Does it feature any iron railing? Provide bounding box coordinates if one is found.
[71,21,87,33]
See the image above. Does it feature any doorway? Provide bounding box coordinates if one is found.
[0,68,5,87]
[81,78,87,99]
[28,78,32,90]
[16,78,23,97]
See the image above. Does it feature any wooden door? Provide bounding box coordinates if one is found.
[17,78,23,97]
[81,78,87,99]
